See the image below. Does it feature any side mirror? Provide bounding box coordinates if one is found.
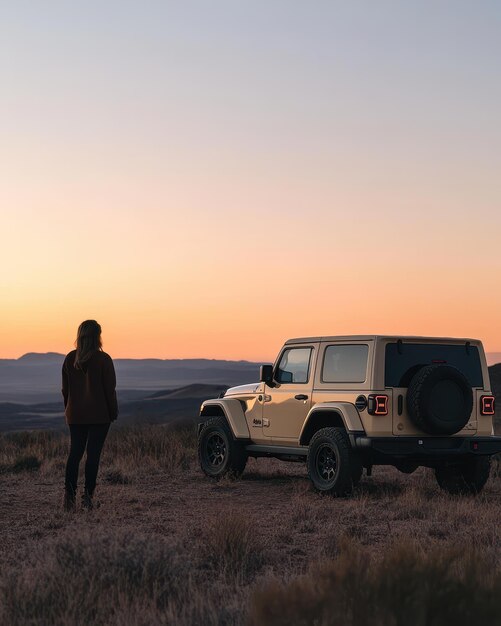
[260,364,274,386]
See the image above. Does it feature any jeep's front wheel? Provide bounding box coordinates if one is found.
[198,416,248,479]
[435,456,491,495]
[307,427,361,496]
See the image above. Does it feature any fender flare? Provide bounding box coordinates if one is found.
[199,399,250,439]
[299,402,365,445]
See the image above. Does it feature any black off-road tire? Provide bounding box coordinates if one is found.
[307,427,361,496]
[407,364,473,435]
[198,416,248,479]
[435,456,491,495]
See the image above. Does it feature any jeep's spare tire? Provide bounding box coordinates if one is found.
[406,364,473,435]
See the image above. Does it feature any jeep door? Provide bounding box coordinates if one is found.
[262,344,318,443]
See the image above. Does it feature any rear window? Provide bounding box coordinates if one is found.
[322,344,369,383]
[384,343,483,388]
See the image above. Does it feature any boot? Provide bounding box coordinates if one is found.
[82,489,94,510]
[63,487,76,512]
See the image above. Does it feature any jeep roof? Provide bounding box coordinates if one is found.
[285,335,480,344]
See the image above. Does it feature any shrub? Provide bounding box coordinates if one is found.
[199,512,265,581]
[248,539,501,626]
[11,455,42,473]
[0,530,190,626]
[0,454,42,474]
[104,425,196,472]
[0,431,66,471]
[104,467,132,484]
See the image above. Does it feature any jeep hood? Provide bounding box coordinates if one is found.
[224,382,262,397]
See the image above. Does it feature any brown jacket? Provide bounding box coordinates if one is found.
[62,350,118,424]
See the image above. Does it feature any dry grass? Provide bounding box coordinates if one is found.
[199,511,265,582]
[104,425,196,473]
[0,430,66,474]
[249,539,501,626]
[2,530,190,626]
[2,427,501,625]
[0,425,196,477]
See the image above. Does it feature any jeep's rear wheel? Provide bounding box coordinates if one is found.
[198,416,248,479]
[435,456,490,495]
[307,427,361,496]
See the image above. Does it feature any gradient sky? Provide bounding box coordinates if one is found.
[1,1,500,361]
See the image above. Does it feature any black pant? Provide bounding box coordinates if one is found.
[65,423,110,496]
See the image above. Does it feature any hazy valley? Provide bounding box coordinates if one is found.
[0,353,260,431]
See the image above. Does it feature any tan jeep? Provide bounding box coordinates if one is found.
[197,336,499,496]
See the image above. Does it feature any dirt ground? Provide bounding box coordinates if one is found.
[3,456,501,570]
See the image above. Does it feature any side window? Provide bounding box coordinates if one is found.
[322,344,369,383]
[276,348,312,384]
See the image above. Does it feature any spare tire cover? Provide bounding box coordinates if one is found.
[406,364,473,435]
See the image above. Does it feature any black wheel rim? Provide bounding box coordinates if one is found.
[205,433,227,468]
[316,443,338,484]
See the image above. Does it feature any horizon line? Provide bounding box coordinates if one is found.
[1,350,501,366]
[0,351,264,363]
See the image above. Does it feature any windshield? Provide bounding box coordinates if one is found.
[384,343,483,388]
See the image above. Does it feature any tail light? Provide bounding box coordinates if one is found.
[368,394,389,416]
[481,395,496,416]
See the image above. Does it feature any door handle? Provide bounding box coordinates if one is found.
[295,394,308,401]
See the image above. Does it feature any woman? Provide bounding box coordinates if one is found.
[62,320,118,511]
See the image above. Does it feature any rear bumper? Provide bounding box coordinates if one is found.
[353,435,501,458]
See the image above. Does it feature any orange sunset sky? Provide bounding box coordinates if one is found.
[1,2,500,362]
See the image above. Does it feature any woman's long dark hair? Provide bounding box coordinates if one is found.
[74,320,102,369]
